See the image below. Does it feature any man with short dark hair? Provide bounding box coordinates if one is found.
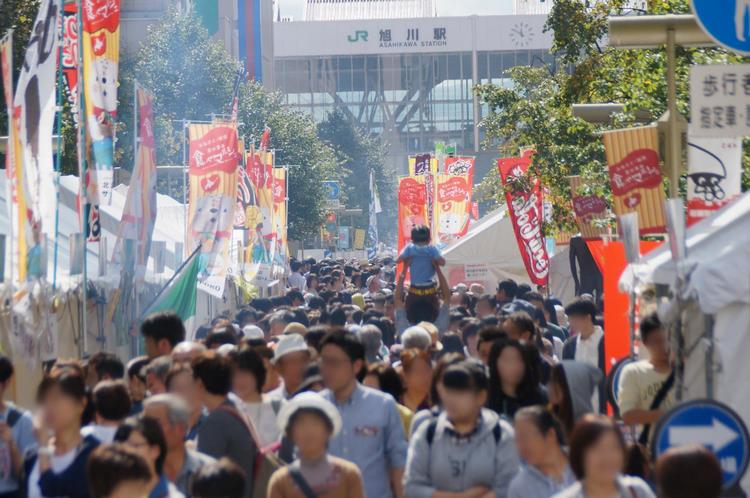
[144,394,215,496]
[0,355,35,498]
[83,380,132,444]
[141,312,186,359]
[288,260,306,290]
[319,330,407,498]
[503,311,538,344]
[563,297,605,413]
[86,352,125,388]
[87,444,153,498]
[476,327,507,365]
[496,279,518,306]
[192,352,257,498]
[285,289,305,307]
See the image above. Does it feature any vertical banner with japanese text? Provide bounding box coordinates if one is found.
[62,2,79,124]
[82,0,120,208]
[246,147,275,271]
[13,0,60,279]
[602,126,666,235]
[188,123,239,298]
[498,150,550,287]
[568,175,609,240]
[114,87,157,277]
[433,175,471,246]
[397,176,429,255]
[686,136,742,225]
[272,167,288,271]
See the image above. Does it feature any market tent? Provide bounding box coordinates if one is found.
[621,192,750,492]
[442,209,531,290]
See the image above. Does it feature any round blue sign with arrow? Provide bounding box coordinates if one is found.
[652,399,750,490]
[692,0,750,55]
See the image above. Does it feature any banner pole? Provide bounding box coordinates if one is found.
[182,120,188,259]
[140,244,202,320]
[2,29,15,345]
[51,0,65,290]
[132,79,139,357]
[76,0,88,356]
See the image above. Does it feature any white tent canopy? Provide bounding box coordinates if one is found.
[621,192,750,493]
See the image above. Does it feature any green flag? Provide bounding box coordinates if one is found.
[143,247,201,323]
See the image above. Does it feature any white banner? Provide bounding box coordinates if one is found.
[690,64,750,138]
[686,136,742,224]
[13,0,60,239]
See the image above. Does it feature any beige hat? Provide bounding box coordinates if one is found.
[283,322,308,336]
[272,333,310,365]
[276,392,342,437]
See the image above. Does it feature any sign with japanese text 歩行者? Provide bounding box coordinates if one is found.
[690,64,750,137]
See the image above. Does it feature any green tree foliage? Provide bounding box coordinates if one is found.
[478,0,750,234]
[118,8,337,240]
[316,110,396,235]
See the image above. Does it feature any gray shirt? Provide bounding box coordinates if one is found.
[552,475,656,498]
[0,403,36,493]
[197,400,258,498]
[404,408,520,498]
[508,463,576,498]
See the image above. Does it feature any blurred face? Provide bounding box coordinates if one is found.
[503,319,524,342]
[547,375,564,405]
[167,371,199,414]
[478,340,494,365]
[109,480,152,498]
[129,375,147,402]
[384,301,395,320]
[41,386,85,432]
[438,385,486,423]
[277,351,310,392]
[270,320,286,337]
[146,372,166,396]
[124,430,160,474]
[583,431,625,483]
[497,346,525,389]
[404,358,432,394]
[643,328,669,362]
[476,300,494,318]
[291,412,331,458]
[450,293,463,307]
[233,369,261,399]
[515,417,555,466]
[308,277,318,290]
[568,314,593,336]
[466,335,479,358]
[362,374,380,390]
[144,337,159,360]
[320,345,359,392]
[143,404,184,451]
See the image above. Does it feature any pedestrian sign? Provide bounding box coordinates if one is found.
[692,0,750,55]
[323,181,341,209]
[606,356,636,417]
[652,399,750,490]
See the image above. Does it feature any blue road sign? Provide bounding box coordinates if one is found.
[606,356,636,416]
[692,0,750,55]
[652,399,750,489]
[322,181,340,201]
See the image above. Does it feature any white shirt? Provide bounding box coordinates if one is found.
[575,326,604,412]
[288,272,306,290]
[80,424,118,444]
[236,396,285,448]
[27,447,77,498]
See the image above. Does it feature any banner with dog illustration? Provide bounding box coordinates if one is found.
[498,150,549,287]
[82,0,120,207]
[397,176,429,255]
[187,123,239,298]
[686,136,742,225]
[433,174,472,246]
[568,175,609,240]
[602,126,666,235]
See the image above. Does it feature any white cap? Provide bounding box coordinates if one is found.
[216,344,237,356]
[276,392,342,437]
[271,333,310,365]
[242,325,265,341]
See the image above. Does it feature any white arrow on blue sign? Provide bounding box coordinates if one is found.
[692,0,750,55]
[653,399,750,489]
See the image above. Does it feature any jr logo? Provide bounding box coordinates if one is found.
[347,30,368,42]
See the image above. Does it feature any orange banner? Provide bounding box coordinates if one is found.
[602,126,666,235]
[397,176,428,254]
[569,175,609,240]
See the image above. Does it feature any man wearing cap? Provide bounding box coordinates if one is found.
[268,334,312,400]
[319,330,407,498]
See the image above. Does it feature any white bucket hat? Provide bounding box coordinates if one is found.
[271,333,310,365]
[277,392,342,437]
[242,325,265,341]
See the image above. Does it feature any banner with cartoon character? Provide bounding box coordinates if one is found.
[602,126,665,235]
[114,86,157,277]
[498,150,549,287]
[433,174,472,246]
[82,0,120,207]
[188,123,239,298]
[245,147,275,271]
[397,176,429,255]
[686,136,742,225]
[272,167,288,271]
[568,175,609,240]
[13,0,60,280]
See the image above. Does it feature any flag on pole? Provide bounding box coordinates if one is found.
[367,170,380,259]
[142,246,201,331]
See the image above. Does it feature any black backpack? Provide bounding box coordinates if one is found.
[425,418,502,446]
[6,406,21,428]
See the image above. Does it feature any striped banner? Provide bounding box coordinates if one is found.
[602,126,666,235]
[568,175,609,240]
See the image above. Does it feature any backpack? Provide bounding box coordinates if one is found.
[6,406,21,428]
[425,418,502,446]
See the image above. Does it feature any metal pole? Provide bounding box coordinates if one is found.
[705,314,715,399]
[132,79,140,358]
[3,29,15,302]
[76,0,88,357]
[628,291,637,358]
[471,16,480,152]
[666,28,681,198]
[183,120,188,259]
[52,0,64,291]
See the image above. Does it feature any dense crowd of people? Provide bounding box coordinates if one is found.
[0,226,727,498]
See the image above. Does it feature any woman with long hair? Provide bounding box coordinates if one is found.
[26,363,100,498]
[553,415,654,498]
[399,349,433,412]
[362,362,413,437]
[548,361,601,438]
[487,340,547,419]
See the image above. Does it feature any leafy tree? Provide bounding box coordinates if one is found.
[118,8,337,240]
[316,110,396,237]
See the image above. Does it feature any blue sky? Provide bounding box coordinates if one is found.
[278,0,513,20]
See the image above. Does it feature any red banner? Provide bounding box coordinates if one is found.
[498,151,549,286]
[62,3,78,123]
[189,125,240,175]
[397,176,428,254]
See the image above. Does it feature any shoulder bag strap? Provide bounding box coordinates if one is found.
[288,466,318,498]
[217,404,263,449]
[637,370,675,445]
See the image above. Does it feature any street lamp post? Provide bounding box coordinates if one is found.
[571,103,652,124]
[607,14,714,197]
